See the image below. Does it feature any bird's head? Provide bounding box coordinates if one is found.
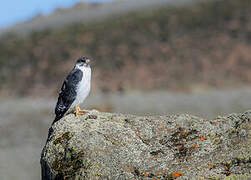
[75,57,91,68]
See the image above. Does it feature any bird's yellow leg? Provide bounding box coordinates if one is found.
[74,105,84,115]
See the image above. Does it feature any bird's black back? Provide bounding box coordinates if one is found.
[53,68,83,124]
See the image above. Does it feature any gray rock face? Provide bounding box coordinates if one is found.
[41,110,251,179]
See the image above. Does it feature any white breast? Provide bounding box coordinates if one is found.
[72,66,91,107]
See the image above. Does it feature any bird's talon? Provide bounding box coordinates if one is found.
[74,110,84,115]
[74,105,86,115]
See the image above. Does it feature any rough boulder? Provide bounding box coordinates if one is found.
[41,110,251,179]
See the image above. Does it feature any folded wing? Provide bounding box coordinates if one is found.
[54,69,83,123]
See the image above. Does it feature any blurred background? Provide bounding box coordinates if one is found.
[0,0,251,179]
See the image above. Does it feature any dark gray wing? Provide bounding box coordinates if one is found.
[54,68,83,123]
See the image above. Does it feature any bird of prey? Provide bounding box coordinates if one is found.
[54,57,91,123]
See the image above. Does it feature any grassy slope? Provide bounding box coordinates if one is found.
[0,0,251,96]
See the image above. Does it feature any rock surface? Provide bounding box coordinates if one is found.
[41,110,251,179]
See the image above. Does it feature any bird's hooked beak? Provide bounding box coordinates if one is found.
[86,58,91,64]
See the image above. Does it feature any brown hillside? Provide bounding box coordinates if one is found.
[0,0,250,96]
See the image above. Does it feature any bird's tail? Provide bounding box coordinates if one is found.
[53,114,64,124]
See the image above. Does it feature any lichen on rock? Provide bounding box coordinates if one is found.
[41,110,251,179]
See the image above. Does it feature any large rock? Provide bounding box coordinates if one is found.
[41,110,251,179]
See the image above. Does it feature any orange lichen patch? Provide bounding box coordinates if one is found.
[61,132,70,139]
[156,136,163,140]
[53,132,70,145]
[200,135,206,140]
[192,144,199,148]
[190,137,198,141]
[155,171,162,175]
[135,130,141,138]
[121,164,135,173]
[57,163,61,168]
[182,131,188,136]
[210,120,219,125]
[187,143,199,151]
[143,171,155,178]
[156,122,166,132]
[177,145,183,149]
[171,171,184,178]
[162,169,168,174]
[151,178,160,180]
